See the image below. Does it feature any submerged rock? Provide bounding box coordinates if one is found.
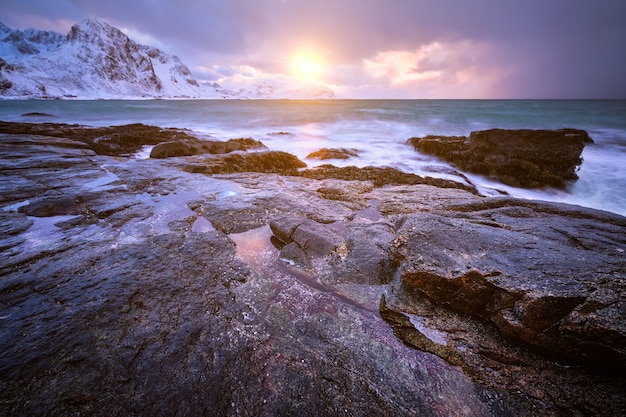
[408,128,593,188]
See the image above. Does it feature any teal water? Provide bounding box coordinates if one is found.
[1,99,625,216]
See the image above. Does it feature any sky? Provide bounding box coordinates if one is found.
[1,0,625,99]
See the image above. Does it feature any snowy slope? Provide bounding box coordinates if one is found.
[0,19,335,100]
[0,18,224,99]
[235,81,335,99]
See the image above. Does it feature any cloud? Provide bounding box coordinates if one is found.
[355,41,509,98]
[363,41,485,86]
[1,0,626,97]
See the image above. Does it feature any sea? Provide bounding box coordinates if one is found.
[1,99,625,217]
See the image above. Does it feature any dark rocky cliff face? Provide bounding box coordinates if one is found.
[1,122,624,416]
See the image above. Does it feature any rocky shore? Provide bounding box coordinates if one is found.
[0,122,624,416]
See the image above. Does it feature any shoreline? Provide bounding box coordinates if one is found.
[1,123,625,415]
[2,99,625,218]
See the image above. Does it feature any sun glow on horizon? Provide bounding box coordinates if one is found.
[290,51,324,83]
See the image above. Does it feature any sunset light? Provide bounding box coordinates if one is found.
[1,1,625,415]
[291,51,324,82]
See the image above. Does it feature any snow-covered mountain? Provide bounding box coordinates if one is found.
[0,18,222,99]
[0,19,335,100]
[236,81,335,99]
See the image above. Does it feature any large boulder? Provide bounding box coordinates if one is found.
[270,215,344,268]
[149,140,194,158]
[150,137,265,158]
[305,147,359,160]
[408,128,593,188]
[387,198,626,370]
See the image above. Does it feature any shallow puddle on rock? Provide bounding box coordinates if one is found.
[2,199,30,212]
[135,191,201,235]
[230,225,277,269]
[230,225,384,314]
[83,170,122,191]
[22,215,80,251]
[191,216,215,233]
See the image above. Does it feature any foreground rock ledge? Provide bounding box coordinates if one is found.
[1,126,625,416]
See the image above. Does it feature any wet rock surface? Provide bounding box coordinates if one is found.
[0,121,198,156]
[1,124,625,416]
[388,200,626,368]
[305,147,360,160]
[299,164,478,193]
[150,137,265,158]
[409,128,593,188]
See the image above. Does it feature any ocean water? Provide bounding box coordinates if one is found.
[1,99,625,216]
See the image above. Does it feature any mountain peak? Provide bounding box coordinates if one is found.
[67,18,128,44]
[0,22,11,35]
[0,18,335,99]
[75,17,115,31]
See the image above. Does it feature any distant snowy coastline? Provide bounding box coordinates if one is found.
[0,18,335,100]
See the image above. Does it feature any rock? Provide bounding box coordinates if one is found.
[0,121,196,155]
[21,112,55,117]
[408,128,593,188]
[1,122,624,416]
[306,147,359,160]
[150,137,266,159]
[270,215,344,267]
[327,222,397,285]
[270,215,303,244]
[379,292,626,416]
[211,151,307,174]
[387,198,626,370]
[149,140,194,158]
[0,130,492,417]
[220,137,266,152]
[18,195,84,217]
[299,165,478,193]
[0,121,267,159]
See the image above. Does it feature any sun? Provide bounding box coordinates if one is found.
[291,51,324,82]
